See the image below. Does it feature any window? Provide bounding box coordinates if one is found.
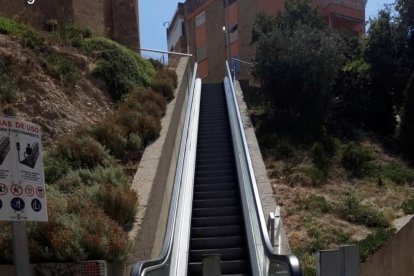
[196,44,207,61]
[195,11,206,27]
[229,24,238,43]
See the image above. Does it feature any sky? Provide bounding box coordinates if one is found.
[139,0,396,60]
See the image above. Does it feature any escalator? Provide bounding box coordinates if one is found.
[188,83,251,275]
[130,62,302,276]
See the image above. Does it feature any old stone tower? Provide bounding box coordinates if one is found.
[0,0,140,51]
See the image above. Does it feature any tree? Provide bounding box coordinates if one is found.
[400,72,414,161]
[252,0,343,133]
[332,59,371,130]
[363,10,397,134]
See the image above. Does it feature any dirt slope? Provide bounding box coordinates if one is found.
[0,33,112,146]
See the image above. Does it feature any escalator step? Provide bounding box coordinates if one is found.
[192,206,239,217]
[188,260,249,275]
[191,215,241,227]
[193,190,237,200]
[194,175,236,184]
[191,225,242,238]
[190,236,244,250]
[193,198,238,208]
[189,248,246,262]
[194,183,236,192]
[195,169,234,178]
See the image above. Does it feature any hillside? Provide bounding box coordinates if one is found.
[0,17,177,264]
[0,33,112,146]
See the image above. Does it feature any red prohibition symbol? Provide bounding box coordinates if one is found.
[11,184,23,196]
[25,185,34,197]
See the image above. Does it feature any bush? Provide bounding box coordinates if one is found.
[400,72,414,161]
[0,17,43,51]
[401,197,414,214]
[127,133,143,151]
[79,206,130,263]
[0,72,17,103]
[130,87,166,112]
[92,120,127,158]
[53,24,92,47]
[338,195,389,228]
[82,37,155,100]
[43,19,59,32]
[56,135,110,169]
[95,183,138,226]
[341,143,374,177]
[0,222,12,262]
[358,228,395,262]
[138,114,162,143]
[311,142,331,173]
[43,152,71,184]
[299,194,330,214]
[148,58,164,71]
[151,78,174,101]
[380,162,414,185]
[46,53,81,87]
[274,140,295,159]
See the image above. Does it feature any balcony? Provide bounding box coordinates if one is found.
[322,0,366,11]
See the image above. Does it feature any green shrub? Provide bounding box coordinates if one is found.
[274,140,295,159]
[0,17,43,51]
[358,228,395,262]
[56,136,109,169]
[148,58,164,71]
[54,24,92,47]
[80,165,128,187]
[338,195,389,228]
[311,142,331,173]
[43,152,71,184]
[380,162,414,185]
[138,114,162,143]
[151,78,174,101]
[142,100,165,118]
[0,222,12,262]
[43,19,59,32]
[400,72,414,161]
[0,72,17,103]
[92,120,127,158]
[95,183,137,226]
[401,197,414,214]
[127,133,143,151]
[130,87,166,112]
[2,105,17,116]
[341,143,374,177]
[82,37,155,100]
[46,53,81,87]
[299,194,330,214]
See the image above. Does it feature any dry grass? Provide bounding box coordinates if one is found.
[266,139,414,274]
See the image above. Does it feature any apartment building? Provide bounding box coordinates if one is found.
[169,0,365,82]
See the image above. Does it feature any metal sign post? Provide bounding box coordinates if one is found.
[0,116,48,276]
[12,222,31,276]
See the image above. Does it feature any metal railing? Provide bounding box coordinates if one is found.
[130,63,201,276]
[223,61,302,276]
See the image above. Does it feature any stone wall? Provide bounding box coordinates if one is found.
[0,0,140,51]
[361,217,414,276]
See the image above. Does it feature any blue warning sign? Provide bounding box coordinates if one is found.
[10,197,25,211]
[31,199,41,212]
